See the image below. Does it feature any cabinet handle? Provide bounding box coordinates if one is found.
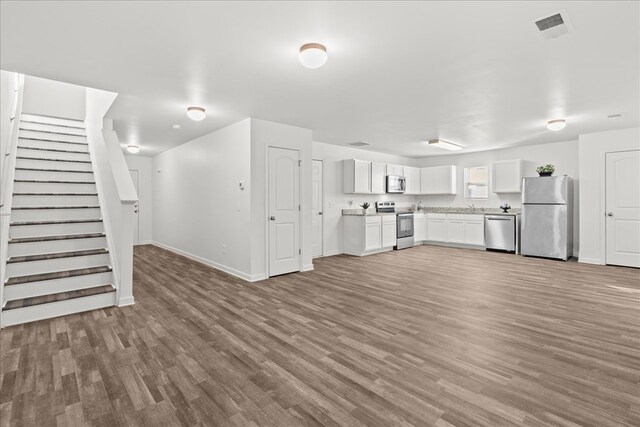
[270,216,276,221]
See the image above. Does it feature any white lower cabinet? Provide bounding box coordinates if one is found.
[425,213,484,246]
[414,213,426,243]
[343,215,396,256]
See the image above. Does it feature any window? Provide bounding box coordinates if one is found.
[464,166,489,199]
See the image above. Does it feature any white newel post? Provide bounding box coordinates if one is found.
[118,202,136,306]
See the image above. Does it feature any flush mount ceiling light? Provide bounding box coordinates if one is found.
[299,43,328,69]
[172,124,181,129]
[428,139,463,151]
[546,119,566,131]
[187,106,206,121]
[127,145,140,154]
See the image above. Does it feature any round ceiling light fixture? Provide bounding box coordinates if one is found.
[546,119,567,131]
[127,145,140,154]
[187,106,206,121]
[172,124,181,129]
[299,43,328,69]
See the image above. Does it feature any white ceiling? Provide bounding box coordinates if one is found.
[1,1,638,157]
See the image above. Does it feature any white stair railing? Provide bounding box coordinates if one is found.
[1,73,24,319]
[85,88,137,307]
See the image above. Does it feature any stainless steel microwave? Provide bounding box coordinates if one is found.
[386,175,406,193]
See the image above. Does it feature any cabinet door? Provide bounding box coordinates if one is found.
[354,160,371,193]
[447,220,465,243]
[365,219,382,251]
[492,159,522,193]
[420,166,457,195]
[414,218,426,242]
[386,164,404,176]
[464,220,485,246]
[427,219,447,242]
[382,220,396,247]
[404,166,419,194]
[371,162,386,194]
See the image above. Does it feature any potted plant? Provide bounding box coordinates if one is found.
[536,164,555,177]
[360,202,371,214]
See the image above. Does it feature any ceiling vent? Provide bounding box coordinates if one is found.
[533,10,572,40]
[349,141,370,147]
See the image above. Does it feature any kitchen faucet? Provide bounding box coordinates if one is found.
[468,204,475,212]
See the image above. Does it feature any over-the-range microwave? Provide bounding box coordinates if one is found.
[386,175,406,193]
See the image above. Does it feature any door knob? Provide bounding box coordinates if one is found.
[134,210,138,213]
[319,212,323,215]
[270,216,276,221]
[607,212,614,217]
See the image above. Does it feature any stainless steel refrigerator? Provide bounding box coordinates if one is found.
[521,176,573,261]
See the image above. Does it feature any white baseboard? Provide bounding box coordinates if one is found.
[118,296,135,306]
[319,250,342,257]
[151,241,264,282]
[135,241,153,246]
[578,257,602,265]
[302,263,314,272]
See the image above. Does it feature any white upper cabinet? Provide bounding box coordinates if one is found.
[386,164,404,176]
[343,159,371,194]
[492,159,522,193]
[420,165,457,195]
[371,161,386,194]
[404,166,421,194]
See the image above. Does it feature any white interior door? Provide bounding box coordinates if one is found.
[606,150,640,267]
[311,160,323,258]
[129,169,140,245]
[269,147,300,276]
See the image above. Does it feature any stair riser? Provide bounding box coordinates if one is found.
[10,222,103,239]
[8,236,107,257]
[19,138,89,153]
[20,122,86,136]
[11,207,102,222]
[20,114,85,129]
[2,291,116,327]
[16,158,93,172]
[13,182,97,194]
[14,169,94,182]
[19,130,86,144]
[12,194,99,207]
[6,254,111,278]
[17,147,90,162]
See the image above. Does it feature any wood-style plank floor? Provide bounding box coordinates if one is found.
[1,244,639,426]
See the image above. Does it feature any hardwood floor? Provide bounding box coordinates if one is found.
[1,244,639,426]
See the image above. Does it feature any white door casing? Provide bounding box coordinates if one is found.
[605,150,640,267]
[311,160,323,258]
[129,169,140,245]
[268,147,301,276]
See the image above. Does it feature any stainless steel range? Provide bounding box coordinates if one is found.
[375,201,414,250]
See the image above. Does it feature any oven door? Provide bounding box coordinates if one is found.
[396,214,414,238]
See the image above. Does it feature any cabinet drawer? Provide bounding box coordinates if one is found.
[426,213,446,220]
[365,215,382,224]
[447,213,484,222]
[381,215,396,223]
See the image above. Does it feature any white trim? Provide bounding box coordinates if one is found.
[135,241,153,246]
[319,250,342,257]
[302,264,314,272]
[151,241,266,282]
[578,257,603,265]
[118,295,135,306]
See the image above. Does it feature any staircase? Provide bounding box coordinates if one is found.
[2,113,116,326]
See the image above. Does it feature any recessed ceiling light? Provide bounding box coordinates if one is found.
[127,145,140,154]
[299,43,328,69]
[172,124,181,129]
[607,113,623,119]
[546,119,566,131]
[428,139,463,151]
[187,106,206,121]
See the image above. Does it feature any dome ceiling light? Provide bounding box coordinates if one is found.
[187,106,206,121]
[547,119,567,131]
[127,145,140,154]
[299,43,328,69]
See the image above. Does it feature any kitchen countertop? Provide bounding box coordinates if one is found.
[342,207,521,216]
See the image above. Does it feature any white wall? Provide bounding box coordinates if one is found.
[251,119,313,277]
[22,75,85,120]
[578,127,640,265]
[152,119,253,280]
[415,140,580,254]
[311,141,418,256]
[0,70,19,203]
[124,155,153,244]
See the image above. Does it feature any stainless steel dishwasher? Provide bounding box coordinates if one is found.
[484,214,518,253]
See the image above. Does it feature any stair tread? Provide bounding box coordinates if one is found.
[9,232,105,244]
[6,266,112,286]
[15,167,93,173]
[17,156,92,164]
[3,285,114,310]
[13,193,98,196]
[17,146,88,154]
[14,180,96,184]
[19,128,86,137]
[18,137,88,145]
[11,218,102,226]
[12,205,100,210]
[7,248,109,264]
[20,119,85,130]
